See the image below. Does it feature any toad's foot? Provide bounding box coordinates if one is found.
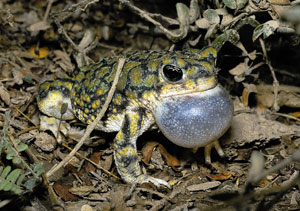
[204,139,225,164]
[114,145,171,188]
[114,110,170,188]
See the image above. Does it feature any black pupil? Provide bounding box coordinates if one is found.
[163,65,183,82]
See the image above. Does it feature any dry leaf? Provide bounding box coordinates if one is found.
[102,153,113,171]
[248,50,257,60]
[207,173,233,180]
[242,83,258,107]
[269,0,291,17]
[53,184,78,201]
[186,181,221,192]
[28,21,51,32]
[221,14,233,27]
[195,18,210,29]
[229,62,249,82]
[69,186,96,197]
[142,141,159,165]
[256,84,300,108]
[277,92,300,108]
[0,85,10,105]
[157,144,181,167]
[206,163,233,180]
[150,148,165,170]
[268,0,290,4]
[229,62,247,76]
[12,69,24,85]
[292,112,300,118]
[15,10,39,26]
[142,141,180,167]
[81,205,94,211]
[34,132,57,152]
[53,50,74,73]
[229,112,300,147]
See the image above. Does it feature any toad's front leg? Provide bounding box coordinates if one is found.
[113,110,170,188]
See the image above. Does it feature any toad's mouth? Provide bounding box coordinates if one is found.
[160,79,218,98]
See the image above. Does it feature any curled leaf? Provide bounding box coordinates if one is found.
[224,0,237,9]
[189,0,200,23]
[253,20,280,41]
[176,3,190,25]
[212,29,240,51]
[203,9,220,24]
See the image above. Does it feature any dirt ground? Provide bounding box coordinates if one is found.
[1,0,300,211]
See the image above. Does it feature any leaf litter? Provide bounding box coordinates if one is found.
[0,0,300,210]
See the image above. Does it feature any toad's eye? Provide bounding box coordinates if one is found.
[163,65,183,83]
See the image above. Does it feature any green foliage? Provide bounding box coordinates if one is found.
[0,112,44,195]
[213,29,240,51]
[223,0,248,10]
[0,166,24,194]
[163,0,297,49]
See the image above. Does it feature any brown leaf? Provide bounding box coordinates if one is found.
[242,87,250,107]
[141,141,159,165]
[292,112,300,118]
[142,141,180,167]
[206,163,233,181]
[53,183,78,201]
[207,173,232,181]
[86,152,102,173]
[157,144,181,167]
[69,186,97,197]
[102,153,113,171]
[86,151,113,174]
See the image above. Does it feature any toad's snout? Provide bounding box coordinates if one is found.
[154,85,233,148]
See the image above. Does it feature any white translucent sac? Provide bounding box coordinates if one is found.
[154,85,233,148]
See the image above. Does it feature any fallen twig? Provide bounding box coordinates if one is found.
[259,38,279,111]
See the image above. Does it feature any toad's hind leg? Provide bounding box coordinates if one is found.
[113,110,170,188]
[204,140,225,164]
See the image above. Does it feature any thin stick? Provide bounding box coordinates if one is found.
[259,38,279,111]
[46,57,126,178]
[272,112,300,123]
[43,0,54,22]
[16,126,40,136]
[62,143,120,180]
[119,0,185,41]
[12,105,38,127]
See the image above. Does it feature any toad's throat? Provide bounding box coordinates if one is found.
[154,85,233,148]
